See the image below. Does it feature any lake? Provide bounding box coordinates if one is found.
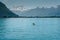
[0,18,60,40]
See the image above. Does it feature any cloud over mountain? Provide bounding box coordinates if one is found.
[14,6,60,16]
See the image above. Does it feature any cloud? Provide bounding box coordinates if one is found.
[10,6,30,11]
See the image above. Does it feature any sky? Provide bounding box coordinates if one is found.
[0,0,60,11]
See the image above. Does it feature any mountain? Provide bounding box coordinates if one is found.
[15,6,60,16]
[0,2,19,17]
[21,7,52,16]
[56,5,60,16]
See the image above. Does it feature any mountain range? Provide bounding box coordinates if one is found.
[13,6,60,16]
[0,2,60,18]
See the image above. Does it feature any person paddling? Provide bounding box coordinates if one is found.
[32,23,35,26]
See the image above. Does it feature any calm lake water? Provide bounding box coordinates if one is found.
[0,18,60,40]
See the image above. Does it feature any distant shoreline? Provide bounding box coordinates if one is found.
[0,16,60,18]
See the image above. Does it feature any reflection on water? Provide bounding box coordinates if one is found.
[0,18,60,40]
